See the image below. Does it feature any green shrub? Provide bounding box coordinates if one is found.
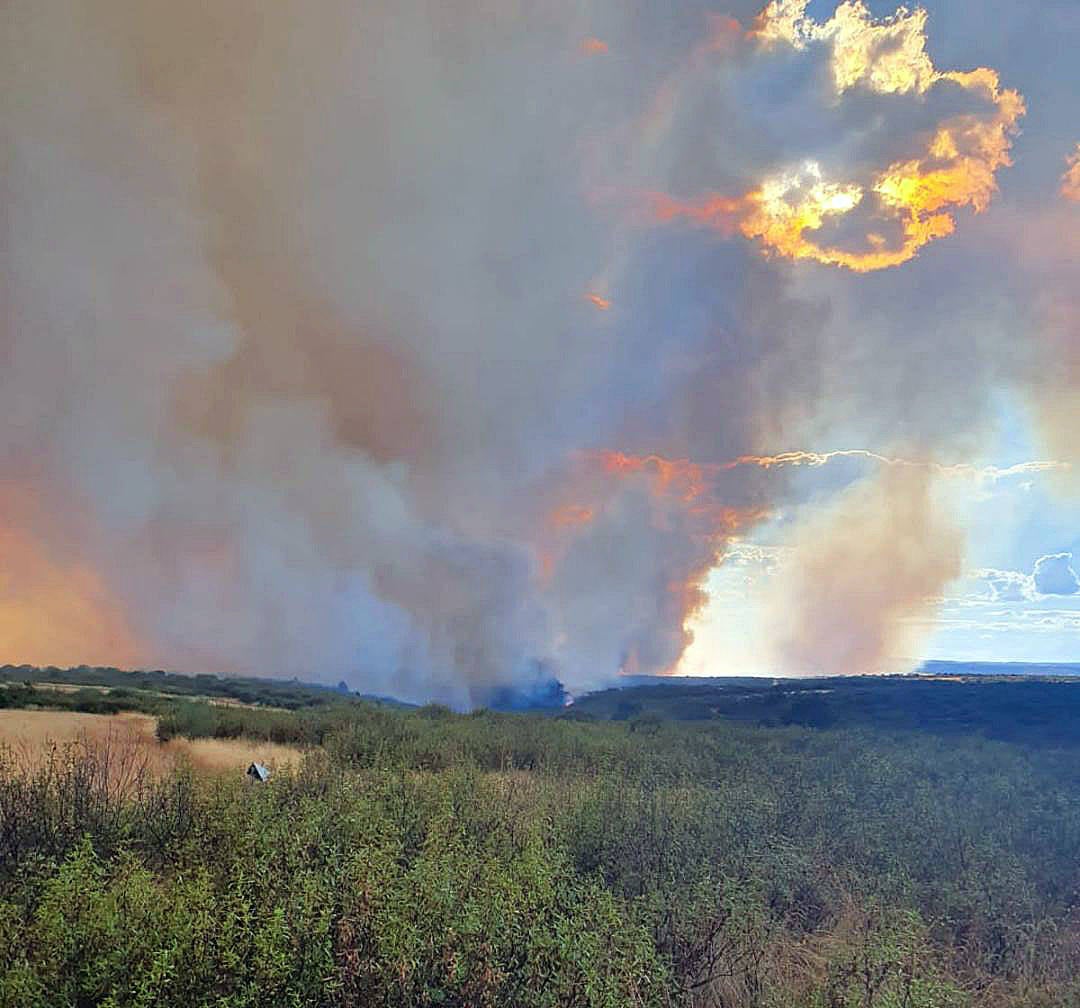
[4,702,1080,1005]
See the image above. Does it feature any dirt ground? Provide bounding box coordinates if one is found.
[0,709,305,776]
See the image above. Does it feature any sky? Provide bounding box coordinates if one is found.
[2,0,1079,703]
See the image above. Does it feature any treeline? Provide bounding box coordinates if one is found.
[154,700,350,746]
[3,703,1080,1005]
[571,676,1080,748]
[0,682,161,717]
[0,664,352,711]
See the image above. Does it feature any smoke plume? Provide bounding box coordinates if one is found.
[766,466,963,676]
[1,0,1065,699]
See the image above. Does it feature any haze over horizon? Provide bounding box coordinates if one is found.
[4,0,1080,705]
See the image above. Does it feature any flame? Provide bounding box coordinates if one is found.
[1063,145,1080,202]
[656,1,1024,271]
[581,37,608,56]
[586,292,612,310]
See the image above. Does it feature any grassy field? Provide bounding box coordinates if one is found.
[0,709,304,777]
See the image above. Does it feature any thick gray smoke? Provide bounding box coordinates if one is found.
[0,0,1052,700]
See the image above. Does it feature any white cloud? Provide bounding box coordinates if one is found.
[1033,553,1080,596]
[973,567,1035,602]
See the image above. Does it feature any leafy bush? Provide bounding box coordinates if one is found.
[4,702,1080,1006]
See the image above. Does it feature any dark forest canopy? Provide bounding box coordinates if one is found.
[566,672,1080,748]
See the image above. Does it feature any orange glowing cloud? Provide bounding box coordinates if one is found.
[537,504,596,585]
[647,192,746,236]
[598,452,710,504]
[586,291,612,310]
[652,0,1024,271]
[0,515,142,668]
[581,37,608,56]
[549,503,595,528]
[1062,146,1080,202]
[594,452,771,538]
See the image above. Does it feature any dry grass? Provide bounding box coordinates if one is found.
[0,709,157,748]
[0,710,304,778]
[170,736,305,774]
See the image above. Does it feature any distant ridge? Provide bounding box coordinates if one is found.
[616,660,1080,688]
[918,659,1080,677]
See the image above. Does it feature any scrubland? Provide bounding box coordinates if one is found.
[2,691,1080,1007]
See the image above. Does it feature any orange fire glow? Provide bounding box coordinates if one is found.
[598,452,710,503]
[702,14,745,55]
[581,37,609,56]
[647,192,746,236]
[594,452,771,537]
[1062,145,1080,202]
[586,292,612,310]
[0,511,142,668]
[549,503,595,528]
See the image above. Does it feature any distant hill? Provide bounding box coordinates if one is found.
[562,672,1080,748]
